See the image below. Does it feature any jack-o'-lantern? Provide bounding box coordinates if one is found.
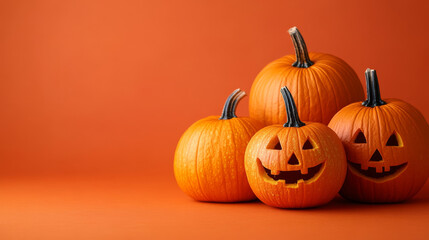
[174,89,263,202]
[329,69,429,202]
[245,86,347,208]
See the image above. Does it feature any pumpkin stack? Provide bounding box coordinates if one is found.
[174,26,429,208]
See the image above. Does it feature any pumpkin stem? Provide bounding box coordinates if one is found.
[280,86,305,127]
[288,27,314,68]
[231,91,245,118]
[219,89,245,120]
[362,68,386,107]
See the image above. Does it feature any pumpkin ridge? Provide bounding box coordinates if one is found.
[276,67,293,124]
[350,105,367,145]
[374,103,385,154]
[312,65,341,119]
[310,68,327,123]
[387,102,425,137]
[201,119,224,201]
[321,61,355,104]
[227,119,240,198]
[177,120,203,198]
[193,119,213,201]
[216,120,230,200]
[261,72,275,125]
[315,58,362,104]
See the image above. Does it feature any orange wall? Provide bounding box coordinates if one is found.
[1,0,428,178]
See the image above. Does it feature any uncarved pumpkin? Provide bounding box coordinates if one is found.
[249,27,364,125]
[329,69,429,203]
[245,86,347,208]
[174,89,263,202]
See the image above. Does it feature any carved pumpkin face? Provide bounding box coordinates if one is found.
[245,87,347,208]
[257,127,326,186]
[329,69,429,202]
[344,120,408,182]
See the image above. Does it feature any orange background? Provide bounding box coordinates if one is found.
[1,0,429,239]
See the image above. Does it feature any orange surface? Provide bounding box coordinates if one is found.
[0,177,428,240]
[0,0,429,239]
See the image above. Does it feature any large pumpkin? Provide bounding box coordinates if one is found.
[174,89,263,202]
[329,69,429,202]
[245,86,347,208]
[249,27,364,125]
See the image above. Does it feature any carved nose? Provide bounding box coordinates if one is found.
[288,153,300,165]
[369,149,383,162]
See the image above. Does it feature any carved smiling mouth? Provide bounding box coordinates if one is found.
[348,162,408,180]
[258,159,324,185]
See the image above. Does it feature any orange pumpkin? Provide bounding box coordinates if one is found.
[245,86,347,208]
[174,89,263,202]
[329,69,429,202]
[249,27,364,125]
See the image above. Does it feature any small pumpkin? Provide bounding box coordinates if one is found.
[245,86,347,208]
[329,69,429,203]
[249,27,364,125]
[174,89,263,202]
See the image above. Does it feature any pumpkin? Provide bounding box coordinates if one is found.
[245,86,347,208]
[249,27,364,126]
[174,89,263,202]
[329,69,429,203]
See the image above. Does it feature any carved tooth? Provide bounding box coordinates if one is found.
[300,168,308,175]
[271,169,280,175]
[384,165,390,172]
[297,179,305,187]
[376,166,383,173]
[360,164,368,170]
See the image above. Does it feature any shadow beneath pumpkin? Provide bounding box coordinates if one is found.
[189,185,429,210]
[306,194,429,211]
[191,194,429,209]
[192,198,261,205]
[225,194,429,211]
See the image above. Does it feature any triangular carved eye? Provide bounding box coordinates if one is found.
[354,130,367,143]
[386,133,399,146]
[302,139,313,150]
[267,136,282,150]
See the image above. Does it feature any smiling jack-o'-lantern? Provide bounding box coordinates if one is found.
[245,86,347,208]
[329,69,429,203]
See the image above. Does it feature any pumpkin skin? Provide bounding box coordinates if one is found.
[329,69,429,203]
[174,89,263,202]
[249,27,364,126]
[245,87,347,208]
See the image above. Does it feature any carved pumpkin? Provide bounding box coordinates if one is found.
[249,27,364,126]
[174,89,263,202]
[329,69,429,202]
[245,86,347,208]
